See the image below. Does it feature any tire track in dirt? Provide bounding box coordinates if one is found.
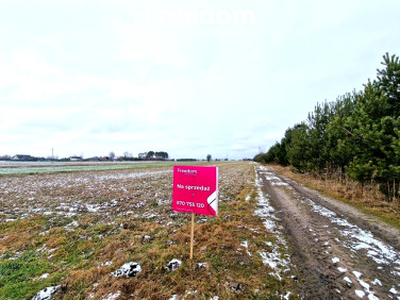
[255,164,400,299]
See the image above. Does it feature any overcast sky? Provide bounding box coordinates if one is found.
[0,1,399,160]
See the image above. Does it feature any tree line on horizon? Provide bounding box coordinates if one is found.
[254,53,400,201]
[0,151,171,162]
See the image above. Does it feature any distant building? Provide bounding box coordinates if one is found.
[84,156,101,162]
[69,156,83,162]
[12,154,35,161]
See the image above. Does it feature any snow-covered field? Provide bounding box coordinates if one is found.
[0,168,172,222]
[2,162,297,299]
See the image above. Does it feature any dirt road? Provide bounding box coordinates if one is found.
[255,164,400,299]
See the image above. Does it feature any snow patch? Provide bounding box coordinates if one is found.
[240,240,252,256]
[254,165,293,281]
[197,262,208,269]
[371,278,382,286]
[390,287,399,295]
[343,276,352,284]
[352,270,379,299]
[99,261,113,267]
[355,290,365,298]
[65,220,79,228]
[32,285,60,300]
[104,291,121,300]
[304,198,400,269]
[112,262,141,278]
[332,257,340,264]
[166,259,182,272]
[367,294,379,300]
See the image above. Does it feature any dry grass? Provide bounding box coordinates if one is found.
[269,164,400,229]
[0,162,297,299]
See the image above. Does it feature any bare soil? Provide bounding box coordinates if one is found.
[256,165,400,299]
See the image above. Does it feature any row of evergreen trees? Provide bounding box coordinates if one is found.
[254,53,400,201]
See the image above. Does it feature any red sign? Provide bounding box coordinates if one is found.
[172,166,218,216]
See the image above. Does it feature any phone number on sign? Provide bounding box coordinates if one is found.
[176,201,205,208]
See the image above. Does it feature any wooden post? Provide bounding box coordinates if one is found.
[190,212,194,260]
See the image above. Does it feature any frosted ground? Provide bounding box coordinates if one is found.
[1,162,298,299]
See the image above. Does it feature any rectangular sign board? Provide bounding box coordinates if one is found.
[172,166,218,216]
